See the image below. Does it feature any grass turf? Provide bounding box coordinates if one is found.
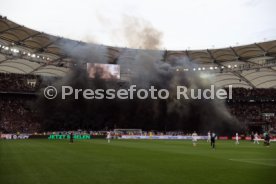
[0,139,275,184]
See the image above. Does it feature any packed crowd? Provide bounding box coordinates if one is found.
[228,102,276,124]
[0,95,40,133]
[1,95,274,133]
[0,73,275,133]
[0,73,41,92]
[0,73,276,100]
[227,87,276,100]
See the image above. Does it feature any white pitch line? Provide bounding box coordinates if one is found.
[229,159,276,167]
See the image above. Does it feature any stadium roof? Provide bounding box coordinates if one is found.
[0,16,276,88]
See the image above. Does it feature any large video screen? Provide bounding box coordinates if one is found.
[87,63,120,80]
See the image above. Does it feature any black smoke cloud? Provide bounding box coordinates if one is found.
[34,18,243,135]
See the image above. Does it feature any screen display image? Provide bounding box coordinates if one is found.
[87,63,120,80]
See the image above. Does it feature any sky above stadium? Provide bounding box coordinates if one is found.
[0,0,276,50]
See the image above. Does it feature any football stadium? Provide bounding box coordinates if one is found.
[0,1,276,184]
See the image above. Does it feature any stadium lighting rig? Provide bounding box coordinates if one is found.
[0,43,52,62]
[1,42,276,74]
[175,59,276,74]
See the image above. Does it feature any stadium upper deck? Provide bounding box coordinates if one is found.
[0,16,276,88]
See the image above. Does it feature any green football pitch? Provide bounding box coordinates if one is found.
[0,139,275,184]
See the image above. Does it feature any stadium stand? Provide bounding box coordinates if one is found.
[0,94,39,133]
[0,16,275,133]
[1,16,276,87]
[0,73,41,92]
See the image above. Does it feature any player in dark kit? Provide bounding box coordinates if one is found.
[211,132,217,149]
[70,132,74,143]
[264,132,271,147]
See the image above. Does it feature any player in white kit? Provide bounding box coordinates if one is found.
[192,131,198,146]
[106,131,111,143]
[235,133,239,144]
[207,131,211,143]
[254,132,259,144]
